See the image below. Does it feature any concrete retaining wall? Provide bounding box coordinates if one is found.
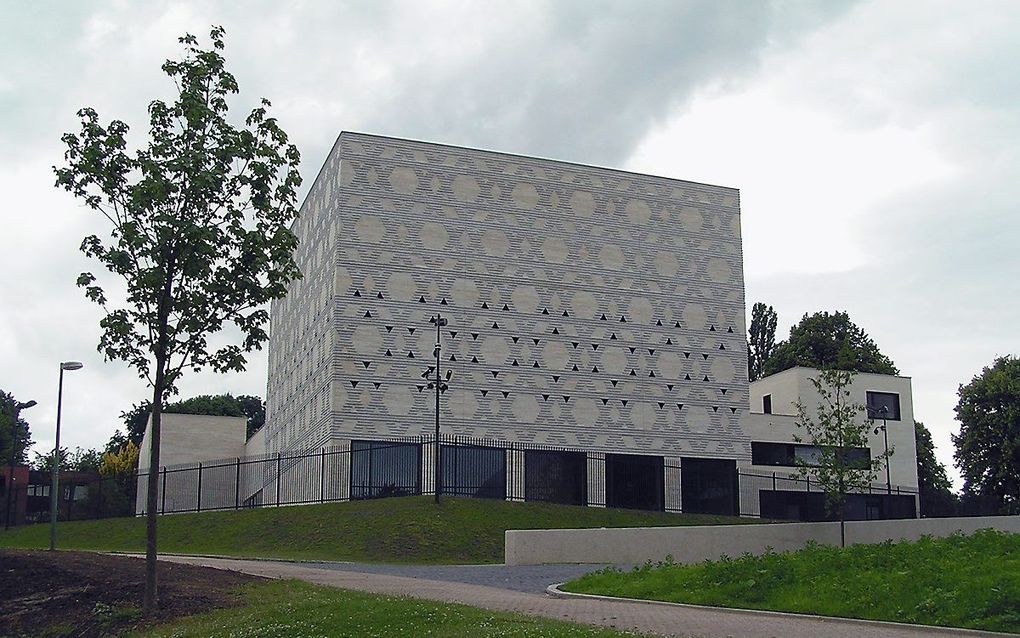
[504,515,1020,566]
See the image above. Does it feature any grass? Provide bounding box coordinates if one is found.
[0,495,750,564]
[131,579,641,637]
[563,529,1020,633]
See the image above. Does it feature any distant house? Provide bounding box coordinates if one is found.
[1,465,99,526]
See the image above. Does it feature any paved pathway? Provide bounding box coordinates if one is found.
[300,560,615,593]
[159,555,1008,638]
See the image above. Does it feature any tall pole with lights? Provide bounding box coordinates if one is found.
[423,314,451,504]
[872,405,891,495]
[4,400,36,530]
[50,360,83,551]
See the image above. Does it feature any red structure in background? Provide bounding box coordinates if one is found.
[2,465,100,527]
[2,465,30,527]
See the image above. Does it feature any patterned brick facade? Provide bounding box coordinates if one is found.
[265,132,750,462]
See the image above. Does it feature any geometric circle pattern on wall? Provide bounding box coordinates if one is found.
[390,166,418,195]
[570,191,595,217]
[452,175,480,202]
[266,133,747,460]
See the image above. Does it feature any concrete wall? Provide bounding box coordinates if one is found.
[137,413,247,470]
[135,413,247,514]
[266,131,750,461]
[504,515,1020,565]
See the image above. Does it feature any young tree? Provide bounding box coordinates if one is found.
[747,302,778,382]
[914,421,957,517]
[54,27,302,613]
[953,355,1020,515]
[765,311,898,377]
[794,369,891,546]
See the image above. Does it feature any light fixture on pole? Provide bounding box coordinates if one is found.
[50,360,83,551]
[425,314,451,504]
[4,400,36,531]
[872,405,891,495]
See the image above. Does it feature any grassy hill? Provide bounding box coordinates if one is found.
[564,529,1020,634]
[0,496,750,564]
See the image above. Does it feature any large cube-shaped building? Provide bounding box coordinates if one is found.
[137,132,918,520]
[264,132,748,460]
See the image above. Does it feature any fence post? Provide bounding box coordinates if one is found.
[234,458,241,510]
[320,447,326,503]
[806,475,810,492]
[160,467,167,514]
[772,472,776,492]
[276,453,282,507]
[196,463,203,512]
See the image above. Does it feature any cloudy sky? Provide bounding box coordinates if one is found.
[2,1,1017,484]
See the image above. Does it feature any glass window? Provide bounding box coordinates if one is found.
[525,450,587,505]
[752,441,870,469]
[866,391,901,421]
[762,394,772,414]
[350,440,422,499]
[441,444,506,499]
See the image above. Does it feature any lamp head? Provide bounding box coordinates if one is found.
[16,400,37,410]
[60,361,84,371]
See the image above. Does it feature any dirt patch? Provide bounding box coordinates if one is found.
[0,550,262,637]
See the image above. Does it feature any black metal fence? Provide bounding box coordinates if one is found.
[3,435,924,526]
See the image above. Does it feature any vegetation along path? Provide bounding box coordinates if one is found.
[158,555,1003,638]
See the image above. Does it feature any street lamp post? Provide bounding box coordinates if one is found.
[50,360,83,551]
[423,314,451,504]
[5,400,37,530]
[872,405,891,495]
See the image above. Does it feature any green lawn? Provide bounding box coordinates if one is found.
[0,495,749,564]
[131,579,642,637]
[563,529,1020,633]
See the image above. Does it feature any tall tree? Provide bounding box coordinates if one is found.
[119,401,152,446]
[54,27,302,613]
[764,311,898,377]
[953,355,1020,515]
[0,390,34,466]
[794,369,890,546]
[236,395,265,438]
[914,421,957,517]
[747,302,778,382]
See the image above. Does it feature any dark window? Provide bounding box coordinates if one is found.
[525,450,587,505]
[606,454,663,511]
[350,440,422,499]
[440,444,505,499]
[752,442,870,469]
[762,394,772,414]
[866,391,901,421]
[760,490,916,521]
[681,457,738,515]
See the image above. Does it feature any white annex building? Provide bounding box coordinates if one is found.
[138,132,919,521]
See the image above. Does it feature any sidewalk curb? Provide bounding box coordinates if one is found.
[545,584,1012,637]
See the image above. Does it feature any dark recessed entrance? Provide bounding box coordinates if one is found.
[440,444,506,499]
[524,450,587,506]
[606,453,664,511]
[681,457,738,516]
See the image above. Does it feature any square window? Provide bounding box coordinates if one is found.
[866,391,901,421]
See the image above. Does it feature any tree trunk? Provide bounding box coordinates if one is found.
[142,354,166,614]
[143,292,171,615]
